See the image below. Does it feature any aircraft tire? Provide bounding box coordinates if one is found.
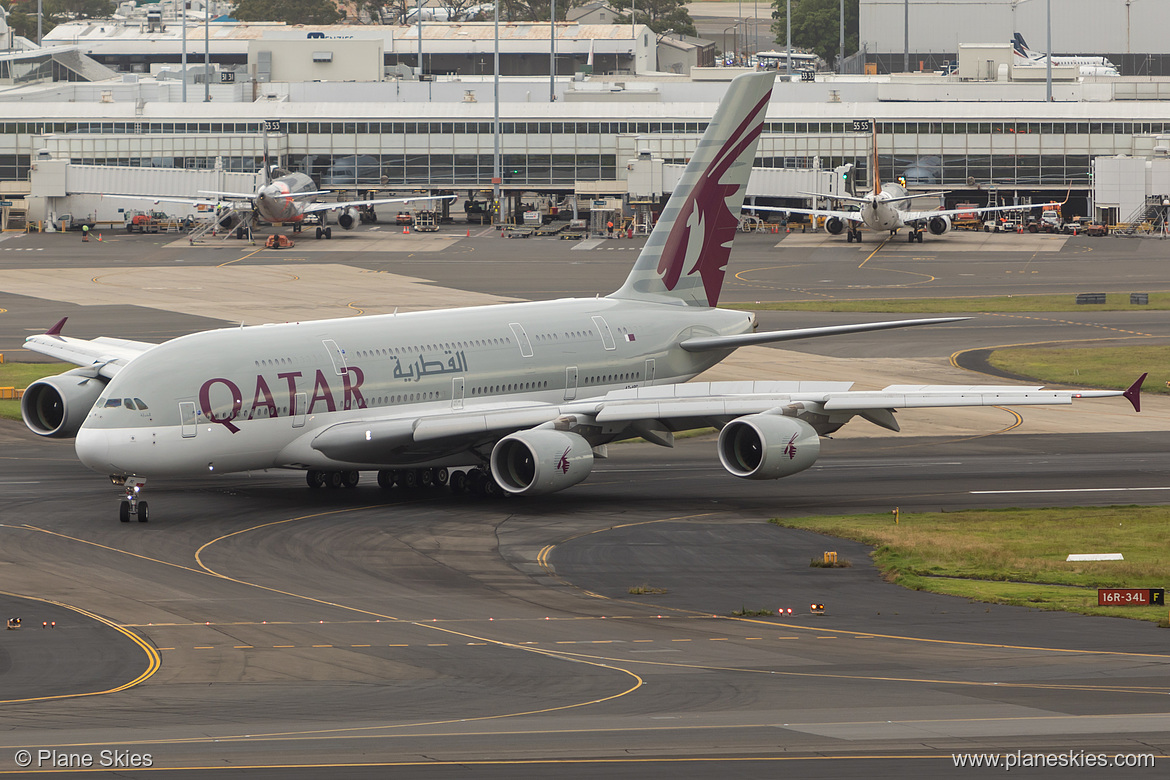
[316,227,323,239]
[341,471,360,488]
[449,470,468,494]
[400,469,418,489]
[377,470,395,489]
[137,502,149,523]
[419,469,434,488]
[433,467,449,486]
[325,471,343,489]
[306,470,324,489]
[325,227,332,239]
[120,502,130,522]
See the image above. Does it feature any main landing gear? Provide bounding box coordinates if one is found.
[305,466,505,497]
[845,227,862,243]
[116,476,149,523]
[314,226,333,240]
[907,228,924,243]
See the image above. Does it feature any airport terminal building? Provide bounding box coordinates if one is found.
[8,16,1170,223]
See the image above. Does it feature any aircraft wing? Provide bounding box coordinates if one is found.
[302,377,1141,464]
[743,204,863,224]
[98,193,232,208]
[302,194,457,215]
[900,201,1059,224]
[23,318,155,378]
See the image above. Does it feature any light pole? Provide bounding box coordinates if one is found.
[417,0,423,76]
[839,0,844,72]
[493,0,500,227]
[550,0,555,102]
[203,0,210,102]
[182,0,187,102]
[785,0,791,74]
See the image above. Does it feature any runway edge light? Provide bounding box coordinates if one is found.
[810,604,825,615]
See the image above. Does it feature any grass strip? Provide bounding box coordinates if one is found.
[0,363,67,422]
[771,506,1170,624]
[728,292,1170,313]
[987,345,1170,394]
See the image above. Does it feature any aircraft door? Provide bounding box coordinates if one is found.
[322,338,347,376]
[643,358,655,386]
[591,316,616,350]
[452,377,465,410]
[179,401,197,438]
[564,366,578,401]
[293,392,307,427]
[508,323,534,358]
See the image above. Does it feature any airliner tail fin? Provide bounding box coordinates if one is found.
[610,71,775,308]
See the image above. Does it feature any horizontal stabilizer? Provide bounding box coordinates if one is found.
[679,317,968,352]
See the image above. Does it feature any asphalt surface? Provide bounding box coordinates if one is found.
[0,225,1168,777]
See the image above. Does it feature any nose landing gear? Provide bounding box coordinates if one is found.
[115,476,149,523]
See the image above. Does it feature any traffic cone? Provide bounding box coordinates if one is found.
[466,228,470,237]
[97,234,103,241]
[403,225,409,234]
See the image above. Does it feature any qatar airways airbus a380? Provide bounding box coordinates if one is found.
[21,72,1143,522]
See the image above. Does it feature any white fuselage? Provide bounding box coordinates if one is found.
[75,298,754,477]
[857,183,910,232]
[254,172,316,224]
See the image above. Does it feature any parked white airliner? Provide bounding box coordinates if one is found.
[22,72,1143,522]
[746,126,1057,243]
[120,168,452,240]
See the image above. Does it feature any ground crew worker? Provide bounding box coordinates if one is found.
[81,224,89,242]
[606,220,614,237]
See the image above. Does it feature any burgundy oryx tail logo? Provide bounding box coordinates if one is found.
[655,92,770,308]
[783,433,798,460]
[556,446,572,474]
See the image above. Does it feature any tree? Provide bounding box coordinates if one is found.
[770,0,857,68]
[614,0,696,38]
[232,0,344,25]
[6,0,114,39]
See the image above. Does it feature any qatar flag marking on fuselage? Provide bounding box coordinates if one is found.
[655,91,771,307]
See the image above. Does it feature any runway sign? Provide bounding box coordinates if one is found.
[1098,588,1165,606]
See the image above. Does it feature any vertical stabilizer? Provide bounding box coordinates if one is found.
[611,71,775,308]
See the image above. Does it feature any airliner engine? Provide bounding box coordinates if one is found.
[717,415,820,480]
[21,369,107,438]
[337,207,361,230]
[825,216,844,235]
[490,429,594,495]
[927,214,952,235]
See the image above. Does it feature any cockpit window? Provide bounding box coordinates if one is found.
[133,398,149,410]
[123,398,134,409]
[103,398,122,408]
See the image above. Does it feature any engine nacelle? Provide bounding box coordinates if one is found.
[825,216,844,235]
[490,429,594,496]
[337,207,360,230]
[21,369,107,438]
[927,214,951,235]
[717,415,820,480]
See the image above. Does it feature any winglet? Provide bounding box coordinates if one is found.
[45,317,67,337]
[1123,372,1146,413]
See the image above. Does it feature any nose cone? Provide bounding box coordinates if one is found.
[75,427,111,473]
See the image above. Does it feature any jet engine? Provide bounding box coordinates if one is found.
[490,429,594,495]
[337,207,360,230]
[21,369,107,438]
[824,216,844,235]
[717,415,820,480]
[927,214,951,235]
